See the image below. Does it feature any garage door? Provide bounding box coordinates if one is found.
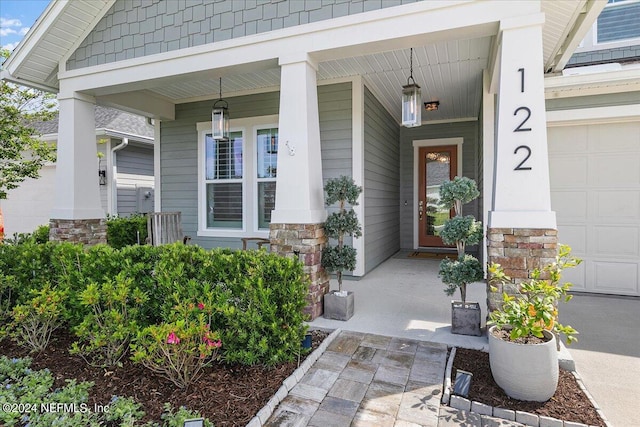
[548,121,640,297]
[1,165,56,237]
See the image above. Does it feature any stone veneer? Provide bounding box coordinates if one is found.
[49,218,107,246]
[269,223,330,320]
[486,228,558,312]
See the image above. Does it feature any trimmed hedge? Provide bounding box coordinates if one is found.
[0,242,309,366]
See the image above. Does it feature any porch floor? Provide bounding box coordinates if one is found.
[310,250,489,351]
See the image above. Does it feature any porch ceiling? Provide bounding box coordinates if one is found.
[146,37,493,123]
[3,0,602,124]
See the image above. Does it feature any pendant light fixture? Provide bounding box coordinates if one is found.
[402,48,422,127]
[212,77,229,141]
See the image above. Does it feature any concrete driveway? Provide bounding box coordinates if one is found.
[310,251,640,426]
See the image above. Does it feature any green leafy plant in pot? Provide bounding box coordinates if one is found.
[321,176,362,321]
[487,244,581,401]
[437,176,484,336]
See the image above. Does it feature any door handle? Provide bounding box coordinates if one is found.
[419,200,424,220]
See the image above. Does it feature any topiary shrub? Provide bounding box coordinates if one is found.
[438,176,484,303]
[321,175,362,292]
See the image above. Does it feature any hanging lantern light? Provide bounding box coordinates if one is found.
[402,48,422,128]
[212,77,229,141]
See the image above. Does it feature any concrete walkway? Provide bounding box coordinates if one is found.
[267,330,447,426]
[265,330,532,427]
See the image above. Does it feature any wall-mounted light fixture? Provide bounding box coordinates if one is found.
[424,100,440,112]
[402,48,422,127]
[212,77,229,141]
[98,169,107,186]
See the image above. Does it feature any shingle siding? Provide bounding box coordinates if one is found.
[67,0,420,70]
[567,46,640,67]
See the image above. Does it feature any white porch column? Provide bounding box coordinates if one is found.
[49,93,106,245]
[270,53,329,320]
[271,54,326,224]
[487,14,558,310]
[489,14,556,229]
[51,93,104,219]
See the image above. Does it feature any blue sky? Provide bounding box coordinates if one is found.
[0,0,49,51]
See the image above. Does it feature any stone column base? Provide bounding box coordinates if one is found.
[49,218,107,246]
[270,223,330,320]
[486,228,558,312]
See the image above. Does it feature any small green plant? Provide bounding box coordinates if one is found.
[7,283,67,353]
[488,244,581,345]
[131,297,222,389]
[438,177,484,303]
[104,395,146,427]
[321,175,363,292]
[70,272,148,367]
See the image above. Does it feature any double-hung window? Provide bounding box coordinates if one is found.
[197,115,278,237]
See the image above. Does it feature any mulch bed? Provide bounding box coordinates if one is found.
[453,347,606,426]
[0,328,330,426]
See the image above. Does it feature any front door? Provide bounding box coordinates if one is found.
[418,145,458,247]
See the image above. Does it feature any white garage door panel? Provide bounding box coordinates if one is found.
[595,191,640,221]
[548,126,588,152]
[562,262,587,293]
[589,122,640,151]
[590,154,640,186]
[552,191,587,221]
[593,226,639,257]
[549,156,588,187]
[549,121,640,297]
[593,262,639,294]
[557,225,587,254]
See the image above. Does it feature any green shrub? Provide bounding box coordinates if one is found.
[131,295,222,389]
[218,250,309,365]
[70,272,149,367]
[0,242,310,367]
[2,224,50,245]
[106,214,148,249]
[6,283,67,353]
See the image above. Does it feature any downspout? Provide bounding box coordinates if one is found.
[111,138,129,215]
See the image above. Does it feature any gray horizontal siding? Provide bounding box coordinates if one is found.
[399,121,480,250]
[596,2,640,44]
[545,91,640,111]
[363,86,400,273]
[67,0,419,70]
[159,83,352,249]
[116,144,154,175]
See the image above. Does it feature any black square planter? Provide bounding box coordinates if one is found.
[451,301,482,336]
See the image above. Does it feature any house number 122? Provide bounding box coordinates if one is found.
[513,68,532,171]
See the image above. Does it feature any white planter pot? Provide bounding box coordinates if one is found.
[488,325,558,402]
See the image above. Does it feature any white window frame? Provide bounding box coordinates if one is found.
[253,124,279,232]
[197,115,278,238]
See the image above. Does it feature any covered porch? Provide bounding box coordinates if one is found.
[2,0,607,317]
